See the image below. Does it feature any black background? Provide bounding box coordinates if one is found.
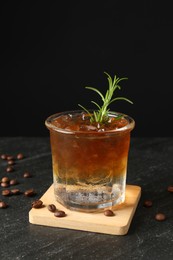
[1,1,173,137]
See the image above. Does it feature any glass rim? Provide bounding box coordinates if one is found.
[45,110,135,135]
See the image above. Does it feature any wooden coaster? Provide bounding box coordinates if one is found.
[29,184,141,235]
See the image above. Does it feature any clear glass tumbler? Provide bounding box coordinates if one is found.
[45,110,135,212]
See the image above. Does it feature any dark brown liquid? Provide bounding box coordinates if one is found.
[50,112,130,180]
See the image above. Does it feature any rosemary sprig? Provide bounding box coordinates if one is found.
[78,72,133,124]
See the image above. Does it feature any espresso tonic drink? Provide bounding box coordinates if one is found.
[45,110,135,212]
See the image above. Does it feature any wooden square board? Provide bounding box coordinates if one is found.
[29,184,141,235]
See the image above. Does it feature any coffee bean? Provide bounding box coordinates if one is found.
[1,182,9,188]
[2,189,11,196]
[155,213,166,221]
[32,200,43,208]
[54,210,66,217]
[104,209,115,216]
[48,204,56,212]
[24,189,35,197]
[167,186,173,193]
[23,172,31,178]
[9,179,18,185]
[1,154,8,160]
[7,155,14,160]
[0,201,8,208]
[1,177,10,183]
[17,153,24,160]
[143,200,153,207]
[6,166,14,172]
[8,160,15,165]
[11,189,21,195]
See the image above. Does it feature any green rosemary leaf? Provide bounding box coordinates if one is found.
[109,97,133,105]
[79,72,133,124]
[93,111,99,122]
[85,86,105,102]
[91,101,101,110]
[78,104,92,117]
[116,77,128,84]
[116,85,121,90]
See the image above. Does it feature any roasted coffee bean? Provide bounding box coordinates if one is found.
[54,210,66,217]
[17,153,24,160]
[23,172,31,178]
[0,201,8,208]
[155,213,166,221]
[7,155,14,160]
[143,200,153,207]
[11,189,21,195]
[1,177,10,183]
[24,189,35,197]
[2,189,11,196]
[32,200,43,208]
[8,160,15,165]
[48,204,56,212]
[1,154,8,160]
[167,186,173,193]
[6,166,14,172]
[1,182,9,188]
[104,209,115,216]
[9,179,18,185]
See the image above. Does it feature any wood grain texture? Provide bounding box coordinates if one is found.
[29,184,141,235]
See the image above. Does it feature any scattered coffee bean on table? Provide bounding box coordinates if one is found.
[0,201,8,208]
[47,204,56,212]
[143,200,153,207]
[54,210,66,217]
[9,179,18,185]
[1,154,8,160]
[8,160,15,165]
[167,186,173,193]
[2,189,11,196]
[17,153,24,160]
[7,155,14,160]
[1,177,10,183]
[104,209,115,216]
[23,172,31,178]
[32,200,43,208]
[11,189,21,195]
[6,166,14,172]
[155,213,166,221]
[24,189,36,197]
[1,182,9,188]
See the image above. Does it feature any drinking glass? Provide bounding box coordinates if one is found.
[45,110,135,212]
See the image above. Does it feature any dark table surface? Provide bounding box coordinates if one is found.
[0,137,173,260]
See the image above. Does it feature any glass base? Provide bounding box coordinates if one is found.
[54,184,125,213]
